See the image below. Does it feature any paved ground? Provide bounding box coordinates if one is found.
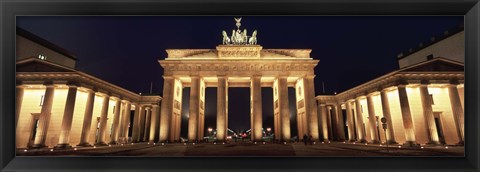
[16,141,464,157]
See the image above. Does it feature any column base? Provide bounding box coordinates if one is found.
[369,140,380,144]
[108,141,118,145]
[76,143,92,147]
[402,141,420,147]
[386,140,398,145]
[356,139,367,143]
[425,141,442,145]
[94,142,108,146]
[348,139,356,142]
[29,144,48,149]
[54,143,72,149]
[456,141,464,146]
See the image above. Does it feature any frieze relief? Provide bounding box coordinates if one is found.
[162,63,314,72]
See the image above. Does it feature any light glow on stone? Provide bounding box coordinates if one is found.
[50,149,53,152]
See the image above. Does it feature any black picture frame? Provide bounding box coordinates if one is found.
[1,0,479,171]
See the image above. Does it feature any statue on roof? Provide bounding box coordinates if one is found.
[221,17,258,45]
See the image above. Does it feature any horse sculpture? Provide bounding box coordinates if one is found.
[222,30,231,45]
[248,30,257,45]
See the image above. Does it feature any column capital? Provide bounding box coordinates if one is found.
[251,75,262,79]
[190,75,200,79]
[366,91,378,97]
[320,104,327,107]
[145,106,152,110]
[163,75,174,79]
[16,80,24,86]
[217,75,228,79]
[43,81,55,87]
[395,79,409,87]
[419,79,430,85]
[121,99,131,104]
[304,75,316,79]
[152,104,159,107]
[449,79,460,85]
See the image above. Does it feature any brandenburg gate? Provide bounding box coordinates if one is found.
[158,18,319,142]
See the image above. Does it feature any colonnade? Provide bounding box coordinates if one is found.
[159,75,320,143]
[317,80,464,146]
[16,81,161,149]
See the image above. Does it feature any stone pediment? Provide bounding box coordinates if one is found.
[16,57,76,72]
[400,58,464,72]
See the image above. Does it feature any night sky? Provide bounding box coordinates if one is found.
[16,16,463,137]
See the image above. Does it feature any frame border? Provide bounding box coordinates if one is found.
[1,0,479,171]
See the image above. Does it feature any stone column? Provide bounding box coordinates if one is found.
[251,75,263,141]
[153,104,160,142]
[139,107,146,142]
[326,106,333,140]
[188,76,200,141]
[121,101,131,143]
[345,100,356,142]
[380,89,396,144]
[278,76,290,141]
[366,94,380,143]
[419,82,440,144]
[159,76,174,142]
[217,76,228,142]
[354,97,366,143]
[448,81,464,144]
[149,105,159,143]
[55,84,78,148]
[31,82,55,148]
[132,105,143,142]
[16,82,25,127]
[304,76,319,140]
[143,107,151,142]
[109,98,122,144]
[397,84,417,146]
[95,94,110,146]
[335,103,346,141]
[320,104,329,141]
[78,89,95,146]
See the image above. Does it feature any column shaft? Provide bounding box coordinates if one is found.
[16,85,25,127]
[345,101,355,141]
[380,89,396,144]
[366,95,380,143]
[95,94,110,146]
[304,76,319,140]
[188,76,200,141]
[159,77,174,142]
[419,84,440,144]
[326,106,333,140]
[251,76,263,141]
[217,76,227,141]
[278,77,290,141]
[56,85,78,148]
[109,99,122,144]
[448,84,464,143]
[397,85,417,146]
[121,102,131,142]
[78,90,95,146]
[132,105,143,142]
[149,105,159,142]
[143,108,151,141]
[354,98,366,142]
[320,104,329,141]
[335,104,346,141]
[32,84,55,148]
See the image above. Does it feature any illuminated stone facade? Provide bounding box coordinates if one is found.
[316,58,464,146]
[15,28,161,149]
[159,45,320,142]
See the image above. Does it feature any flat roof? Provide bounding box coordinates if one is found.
[16,27,78,61]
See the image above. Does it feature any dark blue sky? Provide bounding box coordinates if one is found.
[16,16,463,135]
